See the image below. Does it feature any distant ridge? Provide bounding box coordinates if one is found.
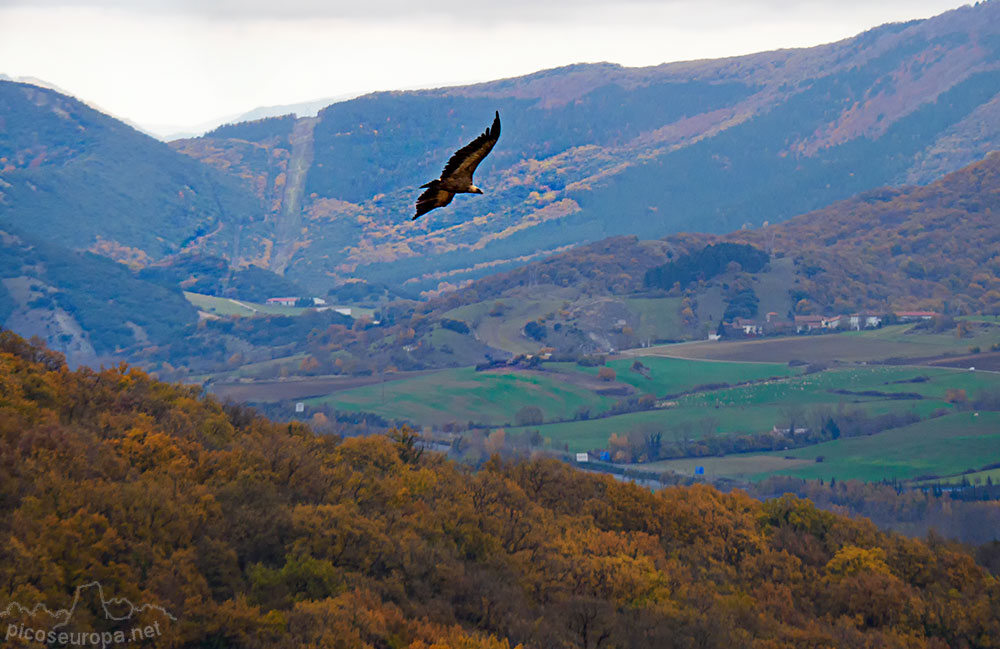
[146,93,359,141]
[170,1,1000,294]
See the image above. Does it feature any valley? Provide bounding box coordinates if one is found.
[207,320,1000,489]
[5,3,1000,647]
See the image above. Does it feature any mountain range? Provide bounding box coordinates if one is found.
[1,1,999,365]
[169,1,1000,294]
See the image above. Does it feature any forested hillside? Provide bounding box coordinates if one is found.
[2,329,999,648]
[0,81,265,262]
[732,150,1000,315]
[0,229,198,367]
[173,2,1000,294]
[420,149,1000,352]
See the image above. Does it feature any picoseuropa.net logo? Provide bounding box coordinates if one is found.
[2,581,176,647]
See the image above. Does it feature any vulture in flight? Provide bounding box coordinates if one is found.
[413,111,501,220]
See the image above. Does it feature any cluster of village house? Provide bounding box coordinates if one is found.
[717,310,940,338]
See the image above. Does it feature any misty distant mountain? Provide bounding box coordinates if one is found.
[168,2,1000,297]
[144,94,358,141]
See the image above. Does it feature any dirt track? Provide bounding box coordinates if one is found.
[924,351,1000,372]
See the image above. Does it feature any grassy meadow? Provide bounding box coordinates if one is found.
[634,322,1000,364]
[500,364,995,452]
[307,366,618,427]
[184,291,375,319]
[757,411,1000,482]
[239,320,1000,484]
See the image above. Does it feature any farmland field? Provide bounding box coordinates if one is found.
[927,352,1000,372]
[196,353,308,384]
[573,356,800,397]
[184,291,373,318]
[844,322,1000,355]
[631,323,1000,364]
[922,466,1000,485]
[273,348,1000,483]
[504,364,997,453]
[307,366,618,426]
[758,411,1000,482]
[629,412,1000,483]
[626,335,919,364]
[185,292,264,317]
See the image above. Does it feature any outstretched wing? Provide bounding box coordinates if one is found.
[439,111,501,187]
[413,181,454,220]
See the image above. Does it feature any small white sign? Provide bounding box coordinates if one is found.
[295,402,305,413]
[575,452,589,463]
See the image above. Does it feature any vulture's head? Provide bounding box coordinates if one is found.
[470,185,484,194]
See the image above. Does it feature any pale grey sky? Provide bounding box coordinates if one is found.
[0,0,973,134]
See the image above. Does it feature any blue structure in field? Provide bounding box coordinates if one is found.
[599,451,611,462]
[694,466,705,475]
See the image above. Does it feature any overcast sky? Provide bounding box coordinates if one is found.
[0,0,972,134]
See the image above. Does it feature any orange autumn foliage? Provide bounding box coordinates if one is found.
[1,329,999,648]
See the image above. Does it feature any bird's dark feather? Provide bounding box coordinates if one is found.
[413,111,500,219]
[413,181,454,220]
[439,111,501,184]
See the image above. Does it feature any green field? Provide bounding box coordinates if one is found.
[184,291,373,319]
[844,322,1000,355]
[302,348,1000,482]
[921,466,1000,485]
[633,412,1000,483]
[185,291,266,316]
[585,356,801,397]
[513,398,953,454]
[444,292,698,356]
[503,365,996,453]
[958,315,1000,324]
[310,356,813,447]
[514,408,753,453]
[757,411,1000,482]
[192,353,309,383]
[693,257,797,329]
[308,366,618,427]
[679,365,988,407]
[636,323,1000,364]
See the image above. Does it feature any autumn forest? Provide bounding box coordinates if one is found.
[2,331,999,649]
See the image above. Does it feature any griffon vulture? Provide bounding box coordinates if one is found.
[413,111,501,220]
